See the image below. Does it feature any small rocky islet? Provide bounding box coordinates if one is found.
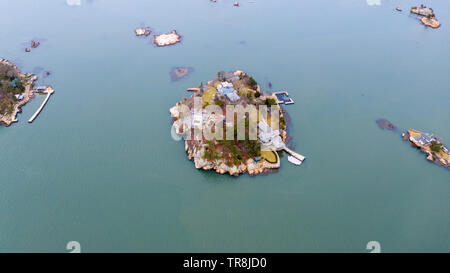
[0,59,38,126]
[153,30,181,47]
[170,67,193,81]
[25,40,41,52]
[134,27,182,47]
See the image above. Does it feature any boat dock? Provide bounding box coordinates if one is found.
[28,86,54,123]
[272,91,294,105]
[283,146,306,163]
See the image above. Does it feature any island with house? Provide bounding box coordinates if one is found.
[169,70,305,176]
[0,59,54,127]
[411,5,441,28]
[402,129,450,170]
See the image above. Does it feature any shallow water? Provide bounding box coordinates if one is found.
[0,0,449,252]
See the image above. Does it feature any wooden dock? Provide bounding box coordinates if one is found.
[28,87,54,123]
[272,91,294,105]
[283,147,306,163]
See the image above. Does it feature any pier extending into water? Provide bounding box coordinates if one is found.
[283,146,306,163]
[28,87,54,123]
[272,91,294,105]
[187,88,200,92]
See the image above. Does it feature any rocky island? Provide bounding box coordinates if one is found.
[135,27,151,37]
[411,5,441,28]
[169,71,305,176]
[25,40,41,53]
[0,59,38,126]
[403,129,450,170]
[154,30,181,47]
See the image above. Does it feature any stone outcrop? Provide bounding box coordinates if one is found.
[135,27,151,37]
[410,6,441,28]
[153,30,181,47]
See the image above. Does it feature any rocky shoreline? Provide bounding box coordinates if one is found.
[402,129,450,170]
[420,17,440,28]
[154,30,181,47]
[0,59,38,127]
[182,138,280,176]
[170,67,193,81]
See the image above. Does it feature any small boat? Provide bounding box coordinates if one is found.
[288,156,302,166]
[396,7,402,12]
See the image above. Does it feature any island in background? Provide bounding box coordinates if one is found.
[0,59,37,126]
[411,5,441,28]
[403,129,450,170]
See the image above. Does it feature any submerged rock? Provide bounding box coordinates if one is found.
[376,118,396,131]
[170,67,193,81]
[403,129,450,170]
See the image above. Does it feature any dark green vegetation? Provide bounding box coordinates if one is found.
[430,141,443,153]
[203,122,262,166]
[264,97,277,106]
[0,62,28,115]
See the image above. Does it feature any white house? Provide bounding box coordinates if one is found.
[217,81,240,102]
[258,120,284,150]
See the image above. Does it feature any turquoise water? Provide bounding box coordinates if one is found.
[0,0,449,252]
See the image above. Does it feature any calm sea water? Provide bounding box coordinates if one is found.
[0,0,449,252]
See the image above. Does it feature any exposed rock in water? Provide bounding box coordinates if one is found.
[135,27,151,37]
[31,40,40,48]
[153,30,181,47]
[376,118,396,131]
[170,67,193,81]
[410,5,440,28]
[420,17,440,28]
